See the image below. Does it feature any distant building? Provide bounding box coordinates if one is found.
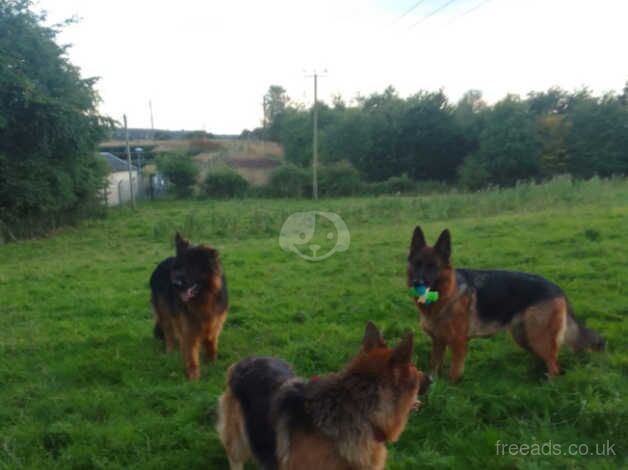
[99,152,138,206]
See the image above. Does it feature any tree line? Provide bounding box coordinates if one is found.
[0,0,110,240]
[247,83,628,189]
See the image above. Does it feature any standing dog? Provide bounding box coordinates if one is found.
[150,232,228,380]
[407,227,605,383]
[217,322,430,470]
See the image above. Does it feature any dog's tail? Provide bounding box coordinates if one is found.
[564,304,605,351]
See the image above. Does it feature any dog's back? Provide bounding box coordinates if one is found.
[218,357,295,470]
[458,268,564,325]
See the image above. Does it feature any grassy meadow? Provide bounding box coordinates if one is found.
[0,177,626,469]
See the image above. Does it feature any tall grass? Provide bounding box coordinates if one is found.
[140,175,628,243]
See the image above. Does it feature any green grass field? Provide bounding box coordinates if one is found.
[1,177,626,469]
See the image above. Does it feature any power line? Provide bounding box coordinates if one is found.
[391,0,428,25]
[446,0,494,26]
[410,0,460,29]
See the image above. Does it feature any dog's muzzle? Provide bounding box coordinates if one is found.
[179,284,199,302]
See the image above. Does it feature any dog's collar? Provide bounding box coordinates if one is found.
[420,282,470,321]
[443,282,469,309]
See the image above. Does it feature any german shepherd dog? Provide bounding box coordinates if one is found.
[150,232,228,380]
[217,322,431,470]
[407,227,605,383]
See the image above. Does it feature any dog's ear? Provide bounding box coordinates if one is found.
[410,226,426,256]
[205,247,220,267]
[362,321,386,352]
[390,333,414,366]
[175,232,190,256]
[434,229,451,262]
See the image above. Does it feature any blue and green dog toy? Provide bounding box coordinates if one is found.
[409,285,439,305]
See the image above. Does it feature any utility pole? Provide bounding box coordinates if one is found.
[306,70,326,200]
[313,73,319,200]
[262,95,268,130]
[262,95,267,154]
[149,100,155,140]
[124,114,136,209]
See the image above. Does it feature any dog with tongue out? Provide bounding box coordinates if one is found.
[150,232,229,380]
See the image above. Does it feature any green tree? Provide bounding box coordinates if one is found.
[0,0,110,238]
[565,90,628,177]
[355,86,407,181]
[319,107,372,169]
[263,85,289,142]
[396,90,467,182]
[454,90,486,160]
[156,153,199,198]
[278,108,312,166]
[527,88,570,116]
[538,114,571,176]
[257,84,628,191]
[458,154,491,190]
[472,95,541,186]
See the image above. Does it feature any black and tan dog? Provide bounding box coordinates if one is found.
[407,227,605,383]
[217,322,430,470]
[150,232,228,380]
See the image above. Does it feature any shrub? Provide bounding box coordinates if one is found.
[385,174,417,193]
[266,164,311,197]
[245,185,272,198]
[366,174,416,195]
[202,168,250,199]
[0,2,110,240]
[318,161,363,196]
[187,139,223,156]
[156,153,199,198]
[458,155,491,190]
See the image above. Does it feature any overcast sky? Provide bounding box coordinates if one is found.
[37,0,627,134]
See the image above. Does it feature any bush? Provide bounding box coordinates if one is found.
[187,139,223,156]
[265,162,365,198]
[385,174,417,193]
[458,155,491,190]
[0,1,110,240]
[156,153,199,198]
[266,164,311,197]
[202,168,249,199]
[366,174,416,195]
[318,161,363,196]
[245,185,272,198]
